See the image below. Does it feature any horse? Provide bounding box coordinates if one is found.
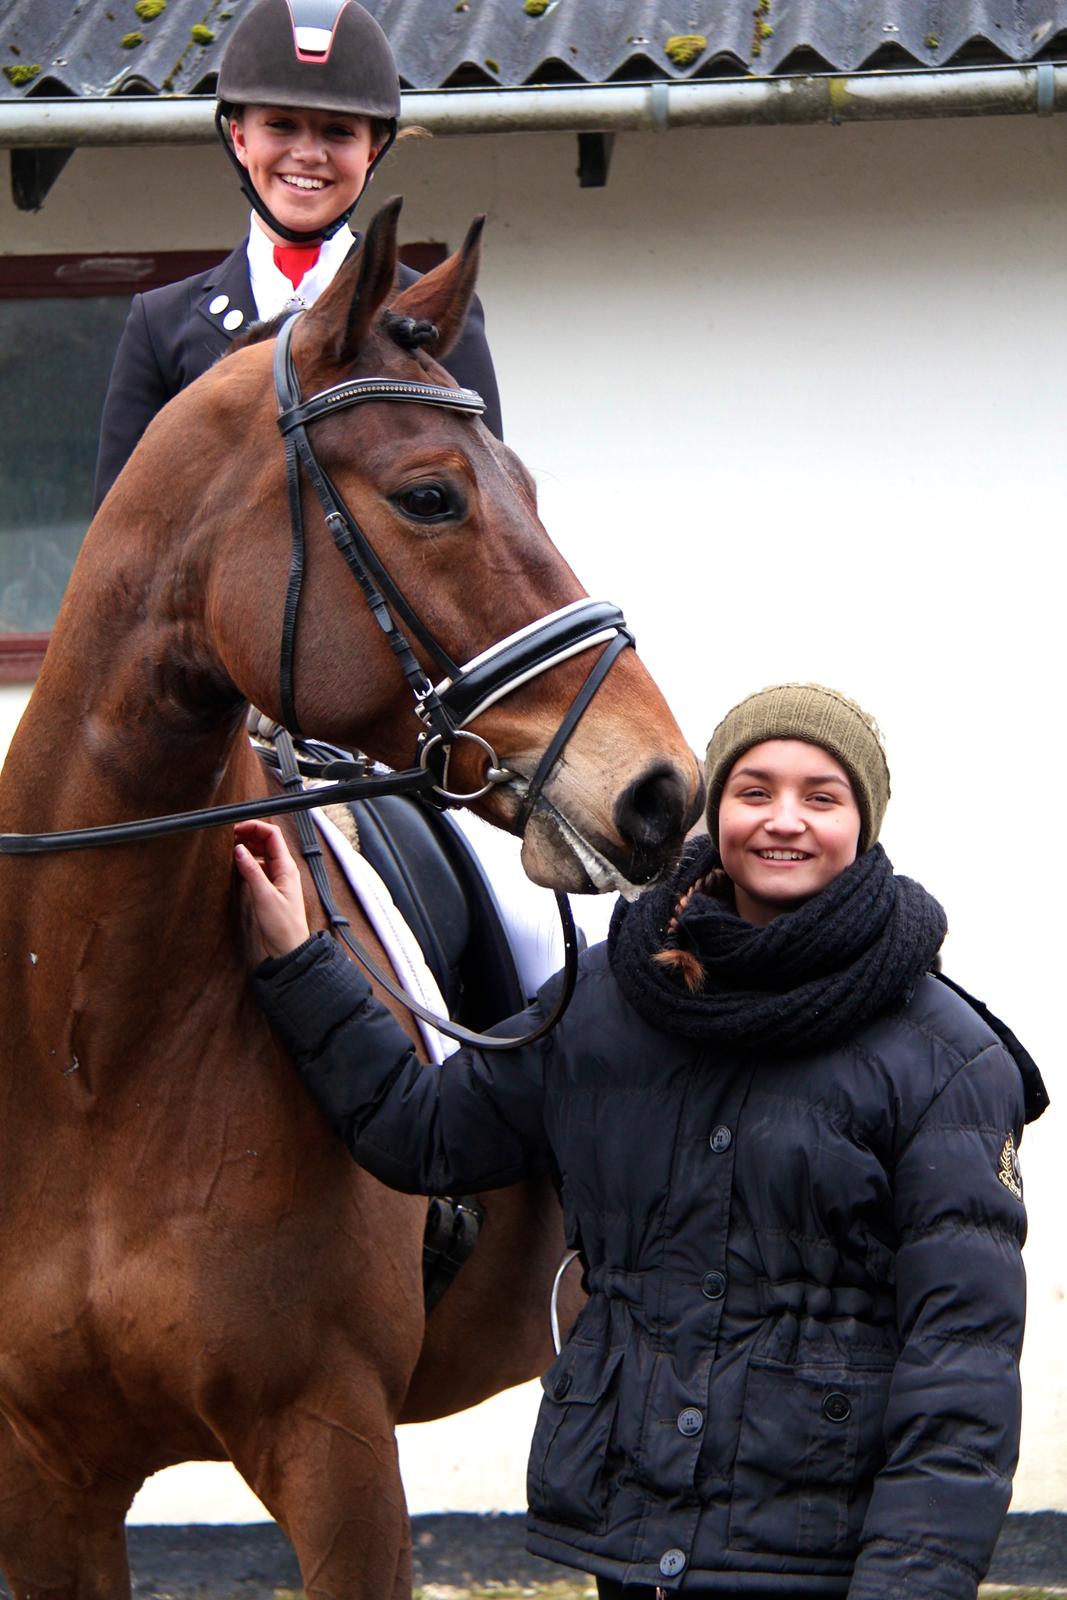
[0,198,702,1600]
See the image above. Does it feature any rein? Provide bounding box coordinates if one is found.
[268,726,578,1051]
[0,308,638,1050]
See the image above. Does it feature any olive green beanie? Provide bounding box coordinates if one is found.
[704,683,890,853]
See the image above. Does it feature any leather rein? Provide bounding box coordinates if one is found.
[0,309,637,1051]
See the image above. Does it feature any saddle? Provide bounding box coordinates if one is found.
[347,795,532,1310]
[251,723,536,1311]
[347,794,526,1031]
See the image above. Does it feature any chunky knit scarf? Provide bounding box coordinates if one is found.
[608,841,947,1055]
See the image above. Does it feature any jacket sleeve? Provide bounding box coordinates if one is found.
[253,931,554,1193]
[441,291,504,441]
[93,294,174,511]
[848,1040,1028,1600]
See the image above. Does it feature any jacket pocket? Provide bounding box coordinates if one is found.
[527,1341,624,1532]
[728,1360,893,1559]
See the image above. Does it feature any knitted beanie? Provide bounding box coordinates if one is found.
[704,683,890,853]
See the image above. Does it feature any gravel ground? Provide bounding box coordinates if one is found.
[0,1513,1062,1598]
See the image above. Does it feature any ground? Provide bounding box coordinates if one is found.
[0,1513,1061,1598]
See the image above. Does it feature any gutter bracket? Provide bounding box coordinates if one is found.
[576,131,614,188]
[649,81,670,132]
[11,146,74,210]
[1035,60,1055,116]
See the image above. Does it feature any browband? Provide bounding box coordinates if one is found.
[278,378,486,436]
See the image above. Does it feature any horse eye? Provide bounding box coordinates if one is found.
[395,484,453,521]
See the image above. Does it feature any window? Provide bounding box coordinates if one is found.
[0,242,447,684]
[0,251,223,682]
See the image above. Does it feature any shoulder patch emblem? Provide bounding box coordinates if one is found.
[997,1132,1023,1201]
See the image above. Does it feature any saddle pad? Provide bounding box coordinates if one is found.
[311,807,457,1064]
[349,794,472,1018]
[350,794,527,1031]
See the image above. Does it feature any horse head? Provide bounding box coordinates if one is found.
[101,199,703,892]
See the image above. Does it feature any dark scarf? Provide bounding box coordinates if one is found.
[608,841,947,1055]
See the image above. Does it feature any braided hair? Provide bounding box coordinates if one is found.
[652,866,731,993]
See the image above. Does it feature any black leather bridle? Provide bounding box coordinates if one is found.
[0,310,639,1050]
[271,312,634,819]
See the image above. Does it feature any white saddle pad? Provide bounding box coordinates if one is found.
[311,807,457,1064]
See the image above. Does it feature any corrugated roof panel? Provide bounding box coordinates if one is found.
[4,0,1067,100]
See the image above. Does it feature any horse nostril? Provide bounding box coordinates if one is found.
[614,763,701,873]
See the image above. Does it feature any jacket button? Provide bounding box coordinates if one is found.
[701,1270,727,1300]
[823,1391,851,1423]
[677,1407,704,1436]
[659,1548,687,1577]
[709,1125,732,1153]
[553,1373,572,1399]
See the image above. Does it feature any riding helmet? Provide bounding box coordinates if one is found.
[215,0,401,244]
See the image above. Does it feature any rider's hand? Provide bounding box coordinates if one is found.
[234,819,311,962]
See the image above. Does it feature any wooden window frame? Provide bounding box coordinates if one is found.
[0,241,447,685]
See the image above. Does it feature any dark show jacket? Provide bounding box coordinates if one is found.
[254,933,1030,1600]
[92,239,504,510]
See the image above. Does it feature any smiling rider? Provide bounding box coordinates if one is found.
[93,0,503,510]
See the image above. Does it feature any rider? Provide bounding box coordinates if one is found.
[93,0,503,509]
[236,681,1045,1600]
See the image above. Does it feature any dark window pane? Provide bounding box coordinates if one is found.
[0,295,129,633]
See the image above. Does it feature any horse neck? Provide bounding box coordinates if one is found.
[0,581,265,1055]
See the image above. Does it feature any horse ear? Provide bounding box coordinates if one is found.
[301,196,403,366]
[388,214,486,358]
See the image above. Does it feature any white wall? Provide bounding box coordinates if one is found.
[2,109,1064,1518]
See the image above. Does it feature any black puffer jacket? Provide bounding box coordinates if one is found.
[256,925,1033,1599]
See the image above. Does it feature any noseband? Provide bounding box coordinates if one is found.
[0,310,640,1051]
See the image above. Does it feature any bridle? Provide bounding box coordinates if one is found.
[271,312,633,822]
[0,310,638,1050]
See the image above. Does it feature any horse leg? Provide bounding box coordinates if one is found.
[0,1422,134,1600]
[221,1370,413,1600]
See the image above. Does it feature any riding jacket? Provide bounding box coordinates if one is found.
[93,237,503,509]
[254,932,1030,1600]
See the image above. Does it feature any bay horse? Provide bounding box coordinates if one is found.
[0,199,702,1600]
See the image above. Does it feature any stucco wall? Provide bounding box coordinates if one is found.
[1,109,1064,1519]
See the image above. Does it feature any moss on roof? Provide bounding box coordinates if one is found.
[3,62,42,84]
[664,33,706,66]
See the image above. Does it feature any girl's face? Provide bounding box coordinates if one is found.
[231,105,382,242]
[718,739,862,927]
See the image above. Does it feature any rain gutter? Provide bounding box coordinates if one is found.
[0,61,1065,146]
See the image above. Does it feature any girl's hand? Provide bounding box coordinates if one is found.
[234,819,311,962]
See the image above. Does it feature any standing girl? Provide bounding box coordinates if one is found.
[93,0,501,508]
[236,682,1046,1600]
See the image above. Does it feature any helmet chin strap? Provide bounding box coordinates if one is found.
[214,104,397,246]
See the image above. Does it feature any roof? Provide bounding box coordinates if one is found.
[4,0,1067,100]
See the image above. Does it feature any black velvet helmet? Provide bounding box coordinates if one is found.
[214,0,401,243]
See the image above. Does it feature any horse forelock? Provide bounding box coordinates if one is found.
[383,312,440,353]
[225,307,437,377]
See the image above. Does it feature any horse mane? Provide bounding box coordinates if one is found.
[224,310,438,361]
[226,314,289,355]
